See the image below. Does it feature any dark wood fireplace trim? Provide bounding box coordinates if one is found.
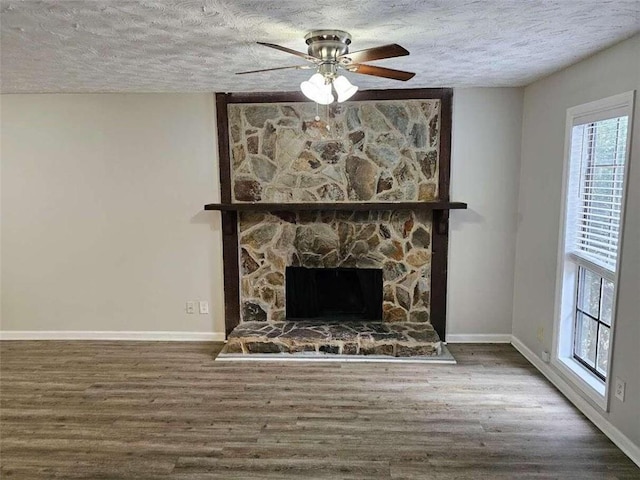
[212,88,455,339]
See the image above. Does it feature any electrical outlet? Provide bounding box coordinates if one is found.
[537,327,544,342]
[186,301,196,314]
[199,301,209,314]
[614,378,625,402]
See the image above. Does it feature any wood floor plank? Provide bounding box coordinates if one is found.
[1,341,638,479]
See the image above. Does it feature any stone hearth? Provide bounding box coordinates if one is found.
[222,321,441,357]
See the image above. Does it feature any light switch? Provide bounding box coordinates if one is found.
[199,301,209,314]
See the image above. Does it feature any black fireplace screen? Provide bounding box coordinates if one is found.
[285,267,383,321]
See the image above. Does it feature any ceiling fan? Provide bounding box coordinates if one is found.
[236,30,415,105]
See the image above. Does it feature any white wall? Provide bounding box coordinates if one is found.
[2,89,524,340]
[1,94,225,337]
[448,88,523,340]
[513,35,640,448]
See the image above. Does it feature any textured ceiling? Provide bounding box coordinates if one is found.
[1,0,639,93]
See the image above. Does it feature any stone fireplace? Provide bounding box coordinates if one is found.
[206,89,463,356]
[239,209,433,325]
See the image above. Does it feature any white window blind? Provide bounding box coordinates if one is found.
[568,116,628,272]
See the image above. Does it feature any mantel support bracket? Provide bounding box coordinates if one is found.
[434,209,449,235]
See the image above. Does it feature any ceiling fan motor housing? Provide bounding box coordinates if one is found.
[305,30,352,62]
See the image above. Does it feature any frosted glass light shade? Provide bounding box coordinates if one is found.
[300,73,334,105]
[333,75,358,102]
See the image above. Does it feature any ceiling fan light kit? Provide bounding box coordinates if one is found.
[299,73,358,105]
[238,29,414,105]
[332,75,359,103]
[300,73,335,105]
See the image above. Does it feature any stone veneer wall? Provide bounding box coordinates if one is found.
[230,101,440,203]
[239,210,432,323]
[227,100,441,324]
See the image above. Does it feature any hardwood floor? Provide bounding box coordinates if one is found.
[1,342,638,479]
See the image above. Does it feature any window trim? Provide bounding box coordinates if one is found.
[552,90,635,412]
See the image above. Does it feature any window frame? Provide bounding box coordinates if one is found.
[552,91,635,411]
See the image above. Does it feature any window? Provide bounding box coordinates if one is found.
[573,267,613,379]
[554,91,634,409]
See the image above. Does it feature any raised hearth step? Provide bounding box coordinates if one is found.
[222,321,441,357]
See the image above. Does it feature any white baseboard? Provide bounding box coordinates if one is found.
[0,331,226,341]
[446,333,512,343]
[511,335,640,468]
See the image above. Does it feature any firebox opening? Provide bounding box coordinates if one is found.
[286,267,383,321]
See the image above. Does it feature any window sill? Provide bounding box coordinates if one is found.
[553,355,608,411]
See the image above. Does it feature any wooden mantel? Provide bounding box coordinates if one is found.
[205,201,466,237]
[204,201,467,237]
[204,201,467,212]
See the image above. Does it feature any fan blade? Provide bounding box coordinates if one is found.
[350,64,415,81]
[339,44,409,64]
[257,42,318,62]
[236,65,313,75]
